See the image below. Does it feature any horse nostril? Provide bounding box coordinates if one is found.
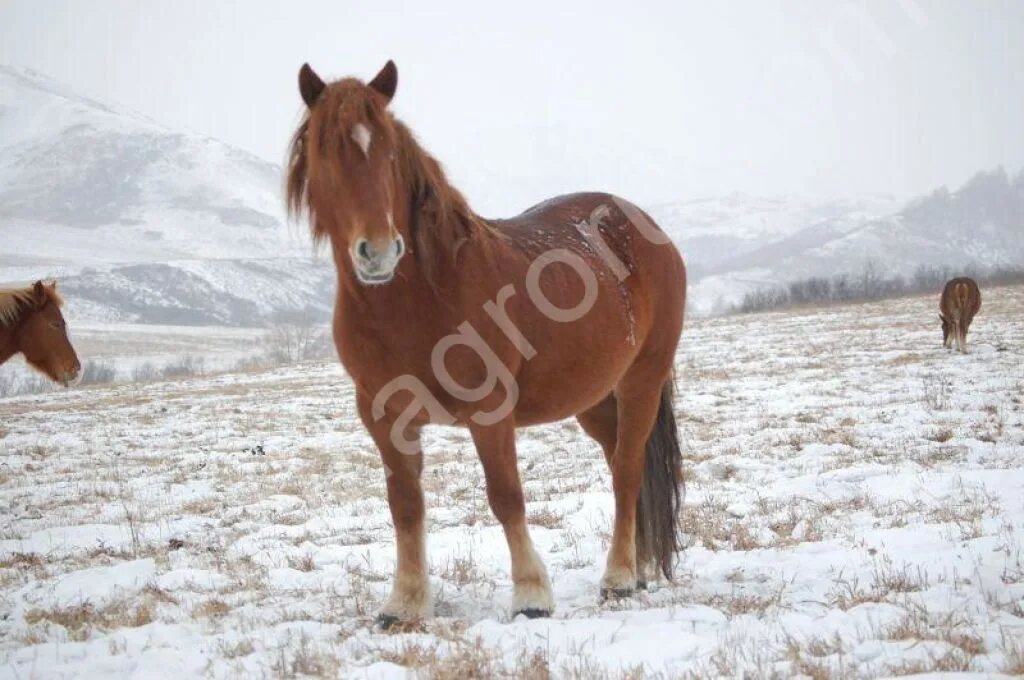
[394,236,405,257]
[356,240,372,261]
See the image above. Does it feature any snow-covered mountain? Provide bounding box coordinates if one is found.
[0,65,332,325]
[653,169,1024,314]
[649,193,900,282]
[1,65,1020,322]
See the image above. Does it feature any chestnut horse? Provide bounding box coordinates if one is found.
[0,281,81,385]
[287,61,686,625]
[939,277,981,353]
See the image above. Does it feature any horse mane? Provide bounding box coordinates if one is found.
[286,80,490,290]
[0,284,63,329]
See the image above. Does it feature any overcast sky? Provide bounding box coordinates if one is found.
[1,0,1022,215]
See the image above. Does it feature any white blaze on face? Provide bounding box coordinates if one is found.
[351,123,372,157]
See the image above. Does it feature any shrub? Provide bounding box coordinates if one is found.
[78,360,117,386]
[160,355,205,379]
[732,262,1024,314]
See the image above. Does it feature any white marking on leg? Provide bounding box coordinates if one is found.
[381,580,432,620]
[601,559,636,592]
[381,520,432,621]
[510,537,554,614]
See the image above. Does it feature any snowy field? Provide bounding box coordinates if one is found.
[1,287,1023,679]
[0,323,271,396]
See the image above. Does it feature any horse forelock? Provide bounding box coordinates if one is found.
[287,80,391,245]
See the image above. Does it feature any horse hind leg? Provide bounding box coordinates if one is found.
[577,394,618,468]
[577,394,655,590]
[599,370,676,599]
[470,421,554,618]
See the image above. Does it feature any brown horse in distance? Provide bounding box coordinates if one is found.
[939,277,981,353]
[287,61,686,626]
[0,280,81,385]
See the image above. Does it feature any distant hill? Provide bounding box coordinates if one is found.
[0,65,332,325]
[652,169,1023,314]
[1,65,1020,321]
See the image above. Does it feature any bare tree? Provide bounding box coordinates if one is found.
[267,307,332,364]
[859,259,884,299]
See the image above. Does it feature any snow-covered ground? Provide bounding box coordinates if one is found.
[1,287,1023,678]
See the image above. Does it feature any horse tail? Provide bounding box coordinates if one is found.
[636,376,685,581]
[953,282,969,323]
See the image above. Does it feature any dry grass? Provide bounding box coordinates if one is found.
[926,483,1000,540]
[193,599,231,619]
[554,528,594,569]
[0,552,45,569]
[24,599,155,641]
[886,648,974,675]
[527,506,566,529]
[827,557,931,610]
[695,584,788,618]
[925,427,954,443]
[287,553,317,573]
[1001,634,1024,675]
[375,637,552,679]
[439,552,481,587]
[180,497,219,515]
[870,558,930,595]
[681,496,769,552]
[783,633,851,680]
[271,632,339,678]
[218,638,256,659]
[889,353,925,366]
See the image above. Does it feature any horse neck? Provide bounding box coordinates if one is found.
[0,324,18,365]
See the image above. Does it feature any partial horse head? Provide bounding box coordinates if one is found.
[288,61,406,285]
[938,313,951,346]
[0,281,81,386]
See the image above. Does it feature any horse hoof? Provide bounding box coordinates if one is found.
[600,586,635,601]
[636,580,648,591]
[376,614,401,630]
[514,608,551,620]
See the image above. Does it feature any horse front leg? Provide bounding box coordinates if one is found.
[358,394,431,627]
[470,421,554,618]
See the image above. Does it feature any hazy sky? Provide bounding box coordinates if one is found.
[1,1,1022,215]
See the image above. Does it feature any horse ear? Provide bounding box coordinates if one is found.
[368,60,398,102]
[32,280,47,306]
[298,63,326,108]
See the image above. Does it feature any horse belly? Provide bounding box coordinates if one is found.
[510,324,637,426]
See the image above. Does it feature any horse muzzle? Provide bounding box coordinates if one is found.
[351,235,405,286]
[61,363,82,388]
